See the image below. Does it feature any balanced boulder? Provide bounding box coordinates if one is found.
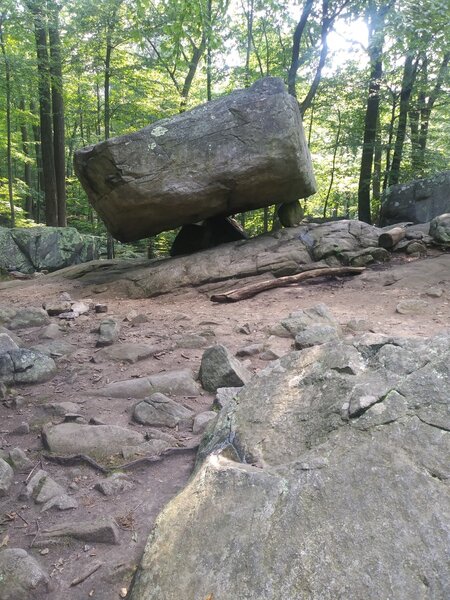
[74,77,316,242]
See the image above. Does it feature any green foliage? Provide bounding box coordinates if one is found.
[0,0,447,241]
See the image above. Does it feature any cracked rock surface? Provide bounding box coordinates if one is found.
[130,333,450,600]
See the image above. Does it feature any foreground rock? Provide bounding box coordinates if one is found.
[130,333,450,600]
[0,458,13,497]
[42,423,145,458]
[74,77,316,242]
[380,170,450,226]
[0,226,98,274]
[21,469,77,512]
[0,548,49,600]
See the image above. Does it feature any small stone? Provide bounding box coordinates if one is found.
[9,448,32,471]
[39,517,120,545]
[199,344,251,392]
[236,343,264,357]
[39,548,49,555]
[59,292,72,302]
[43,301,71,316]
[94,473,134,497]
[259,350,280,361]
[42,401,80,416]
[405,241,427,255]
[175,334,208,349]
[193,411,217,435]
[70,301,90,316]
[95,303,108,313]
[39,323,62,340]
[133,393,194,428]
[346,319,371,333]
[426,287,443,298]
[21,469,78,512]
[0,458,13,496]
[237,323,251,335]
[294,325,340,349]
[396,299,429,315]
[8,307,50,330]
[96,318,120,347]
[130,313,149,326]
[93,287,108,294]
[12,422,30,435]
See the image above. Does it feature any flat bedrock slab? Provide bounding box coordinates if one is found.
[42,423,145,457]
[94,368,200,398]
[133,393,194,428]
[74,77,316,242]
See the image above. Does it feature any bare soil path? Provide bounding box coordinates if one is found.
[0,251,449,599]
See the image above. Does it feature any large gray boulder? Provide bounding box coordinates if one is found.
[129,334,450,600]
[74,77,316,242]
[380,170,450,226]
[0,226,98,274]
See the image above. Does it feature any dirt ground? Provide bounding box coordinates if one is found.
[0,250,449,599]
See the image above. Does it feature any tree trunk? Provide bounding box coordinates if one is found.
[180,36,207,111]
[206,0,212,101]
[323,109,341,218]
[30,100,44,223]
[287,0,314,98]
[387,53,418,187]
[244,0,254,87]
[382,91,397,192]
[0,14,15,227]
[49,1,66,226]
[357,1,389,224]
[19,99,33,217]
[28,0,58,226]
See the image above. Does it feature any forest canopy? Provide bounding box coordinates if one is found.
[0,0,449,254]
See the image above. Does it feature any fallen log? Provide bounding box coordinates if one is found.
[378,227,407,249]
[210,266,365,303]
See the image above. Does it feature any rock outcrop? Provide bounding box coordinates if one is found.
[59,220,384,299]
[74,77,316,242]
[130,332,450,600]
[0,226,98,274]
[380,170,450,226]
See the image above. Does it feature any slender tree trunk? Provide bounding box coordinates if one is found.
[287,0,314,98]
[19,99,33,217]
[244,0,254,87]
[387,53,418,187]
[373,114,382,206]
[417,52,449,169]
[49,1,66,226]
[0,14,15,227]
[180,36,207,111]
[28,1,58,226]
[206,0,212,100]
[357,2,390,224]
[383,91,397,192]
[30,100,44,222]
[323,109,341,218]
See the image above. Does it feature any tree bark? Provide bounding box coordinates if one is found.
[387,53,418,187]
[357,1,391,224]
[49,1,66,226]
[28,0,58,226]
[19,99,33,218]
[0,14,15,227]
[287,0,314,98]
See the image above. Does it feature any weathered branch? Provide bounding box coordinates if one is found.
[210,266,365,303]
